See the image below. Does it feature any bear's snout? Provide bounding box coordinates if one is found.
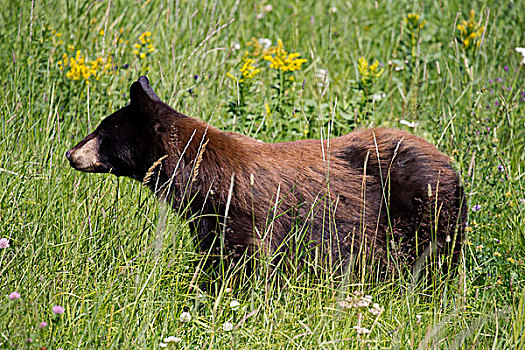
[66,135,105,173]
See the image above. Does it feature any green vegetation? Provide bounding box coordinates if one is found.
[1,0,525,348]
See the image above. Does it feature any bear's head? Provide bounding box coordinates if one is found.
[66,76,173,181]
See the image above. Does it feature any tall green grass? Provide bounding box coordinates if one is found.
[1,0,524,348]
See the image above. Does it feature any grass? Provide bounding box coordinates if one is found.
[1,0,525,348]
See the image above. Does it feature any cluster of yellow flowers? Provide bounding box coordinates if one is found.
[133,31,155,59]
[57,51,113,84]
[53,25,156,84]
[357,57,384,79]
[457,10,485,49]
[228,38,307,84]
[239,56,261,81]
[404,13,426,30]
[263,39,307,72]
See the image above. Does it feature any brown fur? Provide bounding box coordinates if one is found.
[156,117,465,267]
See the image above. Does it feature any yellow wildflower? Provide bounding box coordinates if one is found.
[265,103,271,116]
[59,50,113,83]
[138,32,148,44]
[405,13,426,30]
[264,102,273,124]
[358,57,368,76]
[239,55,260,81]
[493,251,501,257]
[357,57,384,78]
[457,10,485,49]
[226,73,238,82]
[475,244,483,252]
[228,54,261,83]
[263,39,307,72]
[99,30,104,36]
[508,257,516,264]
[134,31,155,59]
[407,13,419,21]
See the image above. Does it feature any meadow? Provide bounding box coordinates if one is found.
[1,0,525,348]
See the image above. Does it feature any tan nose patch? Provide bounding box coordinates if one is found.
[68,137,103,172]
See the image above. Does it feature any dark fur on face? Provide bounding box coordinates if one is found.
[67,76,467,271]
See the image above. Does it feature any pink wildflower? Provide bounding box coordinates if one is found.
[8,292,20,300]
[52,305,65,314]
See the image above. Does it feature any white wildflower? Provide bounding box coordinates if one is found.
[372,92,386,102]
[264,4,273,12]
[368,303,384,316]
[229,300,240,310]
[180,311,191,323]
[415,314,422,323]
[159,343,168,348]
[338,300,349,308]
[258,38,272,49]
[223,321,234,331]
[164,336,181,343]
[0,238,10,249]
[356,295,373,308]
[339,292,373,309]
[232,43,241,50]
[330,6,338,13]
[353,325,371,335]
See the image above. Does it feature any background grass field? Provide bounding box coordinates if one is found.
[1,0,525,348]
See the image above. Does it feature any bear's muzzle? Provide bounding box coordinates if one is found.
[66,134,105,173]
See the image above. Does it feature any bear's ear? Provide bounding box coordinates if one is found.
[129,76,163,117]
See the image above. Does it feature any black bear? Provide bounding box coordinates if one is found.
[66,76,466,272]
